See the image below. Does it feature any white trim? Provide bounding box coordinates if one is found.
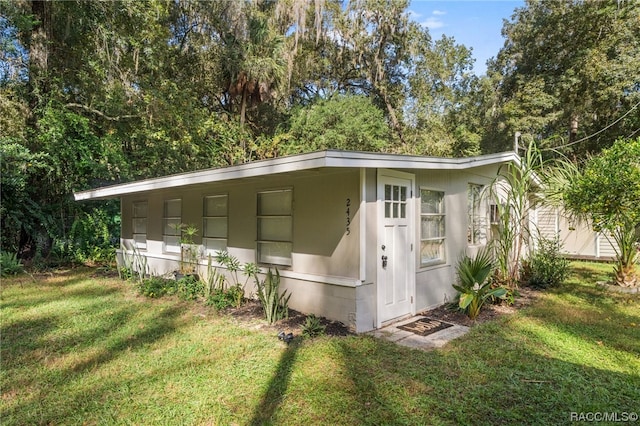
[359,168,367,282]
[75,150,520,200]
[376,169,416,328]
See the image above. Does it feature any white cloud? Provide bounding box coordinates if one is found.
[432,10,446,16]
[421,17,445,30]
[408,10,422,19]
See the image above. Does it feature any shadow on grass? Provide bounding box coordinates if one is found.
[522,280,640,356]
[337,336,409,423]
[249,339,300,425]
[327,330,640,425]
[2,273,188,425]
[0,276,120,310]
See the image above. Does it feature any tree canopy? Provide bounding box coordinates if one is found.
[477,0,640,155]
[1,0,638,261]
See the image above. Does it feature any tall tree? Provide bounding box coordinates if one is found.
[484,0,640,155]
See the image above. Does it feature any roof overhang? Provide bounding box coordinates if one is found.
[74,150,520,201]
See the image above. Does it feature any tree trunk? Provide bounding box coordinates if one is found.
[569,114,579,143]
[28,0,52,114]
[378,88,404,146]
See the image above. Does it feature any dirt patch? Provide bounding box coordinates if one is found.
[222,299,354,337]
[417,286,542,327]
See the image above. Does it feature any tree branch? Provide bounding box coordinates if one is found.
[65,103,139,121]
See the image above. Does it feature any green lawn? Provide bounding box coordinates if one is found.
[1,262,638,425]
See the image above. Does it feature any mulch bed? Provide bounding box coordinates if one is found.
[223,299,354,337]
[220,286,541,336]
[418,286,541,327]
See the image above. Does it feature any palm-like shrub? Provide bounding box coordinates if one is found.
[453,248,507,320]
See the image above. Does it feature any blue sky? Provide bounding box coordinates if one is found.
[408,0,525,75]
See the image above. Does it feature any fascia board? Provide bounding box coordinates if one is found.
[74,151,330,200]
[74,150,520,201]
[323,150,519,170]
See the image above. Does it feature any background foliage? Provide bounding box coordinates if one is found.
[1,0,638,261]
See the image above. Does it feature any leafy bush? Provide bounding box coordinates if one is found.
[205,284,244,311]
[524,235,570,289]
[138,277,177,298]
[0,252,23,277]
[302,314,326,338]
[206,289,234,311]
[453,248,507,320]
[203,251,258,306]
[256,268,291,324]
[176,275,204,301]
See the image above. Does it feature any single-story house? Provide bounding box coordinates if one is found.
[74,149,520,332]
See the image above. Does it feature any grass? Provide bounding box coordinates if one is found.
[1,262,638,425]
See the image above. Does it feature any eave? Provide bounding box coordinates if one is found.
[74,150,520,201]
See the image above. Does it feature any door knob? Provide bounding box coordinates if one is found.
[381,255,388,268]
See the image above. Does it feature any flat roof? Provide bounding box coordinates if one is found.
[74,149,520,201]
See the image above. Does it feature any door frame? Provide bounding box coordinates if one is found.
[376,169,416,328]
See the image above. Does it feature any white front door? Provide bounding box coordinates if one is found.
[377,170,415,325]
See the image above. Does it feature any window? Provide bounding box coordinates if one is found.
[132,201,148,249]
[467,184,486,245]
[384,184,407,219]
[163,199,182,253]
[490,204,501,225]
[257,189,292,266]
[203,195,228,254]
[420,189,445,265]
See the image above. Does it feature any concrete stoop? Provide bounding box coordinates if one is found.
[369,315,470,350]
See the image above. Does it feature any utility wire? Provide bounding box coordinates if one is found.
[542,99,640,151]
[627,127,640,139]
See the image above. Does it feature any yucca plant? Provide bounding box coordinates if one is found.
[255,268,291,324]
[453,248,506,320]
[302,314,326,338]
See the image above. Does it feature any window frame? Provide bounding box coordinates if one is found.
[467,183,487,246]
[132,200,148,250]
[420,188,446,267]
[256,188,293,266]
[163,198,182,254]
[383,183,408,219]
[202,194,228,255]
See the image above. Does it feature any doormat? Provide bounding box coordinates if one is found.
[397,317,454,336]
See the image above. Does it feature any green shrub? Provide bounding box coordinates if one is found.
[256,268,291,324]
[453,247,507,320]
[0,252,23,277]
[525,235,570,289]
[176,275,204,301]
[138,276,176,298]
[203,251,258,306]
[206,289,234,311]
[205,284,244,311]
[302,314,326,338]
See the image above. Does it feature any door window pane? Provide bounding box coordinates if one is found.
[384,184,408,219]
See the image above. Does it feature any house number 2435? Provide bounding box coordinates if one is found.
[346,198,351,235]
